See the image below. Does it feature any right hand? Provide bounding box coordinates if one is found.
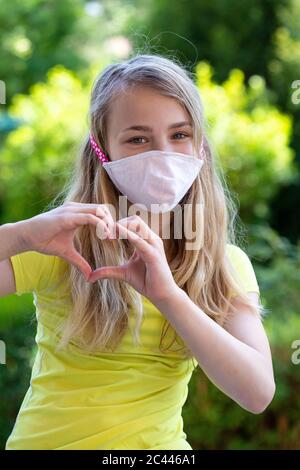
[20,202,115,281]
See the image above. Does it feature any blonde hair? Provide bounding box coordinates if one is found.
[49,53,265,358]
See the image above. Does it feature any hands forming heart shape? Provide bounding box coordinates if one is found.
[89,205,179,305]
[22,202,179,306]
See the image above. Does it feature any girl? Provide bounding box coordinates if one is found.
[0,54,275,450]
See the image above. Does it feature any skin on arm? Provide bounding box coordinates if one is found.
[0,259,16,296]
[223,292,274,378]
[0,203,111,298]
[155,289,276,414]
[0,221,26,297]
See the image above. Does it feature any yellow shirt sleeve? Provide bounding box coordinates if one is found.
[10,251,58,296]
[226,244,260,297]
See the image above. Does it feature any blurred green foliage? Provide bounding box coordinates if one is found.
[0,296,36,447]
[0,0,100,104]
[196,62,295,222]
[126,0,281,82]
[1,0,300,451]
[0,66,89,221]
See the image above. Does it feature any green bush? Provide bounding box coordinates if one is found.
[0,299,36,449]
[195,62,295,223]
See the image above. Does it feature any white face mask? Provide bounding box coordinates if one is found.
[90,134,205,214]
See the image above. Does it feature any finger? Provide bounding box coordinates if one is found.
[117,216,157,244]
[95,219,112,240]
[95,204,114,219]
[62,213,106,230]
[62,248,92,281]
[63,202,115,218]
[90,246,139,283]
[128,247,139,263]
[96,206,116,236]
[116,222,153,261]
[89,265,127,283]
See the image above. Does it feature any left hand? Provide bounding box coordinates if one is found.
[88,215,179,305]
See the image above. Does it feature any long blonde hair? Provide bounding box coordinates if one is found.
[49,53,265,358]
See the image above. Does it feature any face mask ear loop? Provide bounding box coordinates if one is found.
[89,133,110,164]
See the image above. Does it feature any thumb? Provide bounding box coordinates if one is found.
[62,248,92,282]
[89,265,127,284]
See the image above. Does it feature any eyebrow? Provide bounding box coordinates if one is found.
[120,121,193,134]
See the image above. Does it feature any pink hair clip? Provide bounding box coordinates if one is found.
[89,133,110,164]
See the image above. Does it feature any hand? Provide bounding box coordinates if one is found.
[89,215,179,305]
[21,202,111,281]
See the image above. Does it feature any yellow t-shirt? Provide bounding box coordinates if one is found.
[5,243,259,450]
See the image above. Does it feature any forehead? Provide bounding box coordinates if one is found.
[107,85,190,136]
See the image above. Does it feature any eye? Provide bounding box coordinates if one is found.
[127,132,190,144]
[172,132,189,140]
[128,136,147,144]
